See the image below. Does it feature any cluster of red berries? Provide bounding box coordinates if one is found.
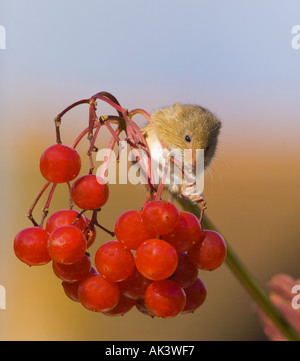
[113,202,226,318]
[14,141,226,319]
[14,93,227,319]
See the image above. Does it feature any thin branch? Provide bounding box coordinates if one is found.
[175,196,300,342]
[27,181,51,226]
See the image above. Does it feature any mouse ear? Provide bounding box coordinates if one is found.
[172,102,183,117]
[172,102,182,110]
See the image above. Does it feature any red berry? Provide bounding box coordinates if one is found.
[62,280,81,302]
[71,174,109,210]
[62,266,98,302]
[144,280,186,318]
[182,278,207,313]
[169,253,198,289]
[103,293,136,316]
[135,299,155,318]
[14,227,51,266]
[163,211,202,252]
[135,239,178,281]
[141,200,179,235]
[187,230,227,271]
[45,209,88,234]
[52,252,91,282]
[118,266,152,300]
[40,144,81,183]
[78,274,120,312]
[94,241,135,283]
[115,210,155,250]
[47,225,87,264]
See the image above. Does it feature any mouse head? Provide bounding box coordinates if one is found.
[151,103,221,169]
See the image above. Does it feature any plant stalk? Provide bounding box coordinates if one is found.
[175,196,300,342]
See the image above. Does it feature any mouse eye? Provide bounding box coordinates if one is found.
[185,135,191,143]
[205,145,210,151]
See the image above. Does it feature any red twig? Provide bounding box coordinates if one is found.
[99,127,121,180]
[27,181,51,226]
[72,122,100,149]
[154,157,169,201]
[89,209,115,237]
[54,99,90,144]
[67,182,73,210]
[39,183,57,227]
[91,92,126,116]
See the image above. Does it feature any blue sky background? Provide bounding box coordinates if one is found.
[1,0,300,142]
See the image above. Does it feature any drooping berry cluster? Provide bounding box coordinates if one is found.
[13,91,227,319]
[113,200,226,318]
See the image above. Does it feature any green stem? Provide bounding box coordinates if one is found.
[176,197,300,342]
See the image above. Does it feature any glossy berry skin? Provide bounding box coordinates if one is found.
[45,209,88,234]
[13,227,51,266]
[46,209,95,247]
[103,293,136,316]
[115,210,155,250]
[135,239,178,281]
[182,278,207,314]
[40,144,81,184]
[94,241,135,283]
[118,266,152,300]
[163,211,202,252]
[169,252,198,289]
[47,225,87,264]
[145,280,186,318]
[141,200,179,235]
[135,299,155,318]
[187,230,227,271]
[62,266,98,302]
[52,252,91,282]
[71,174,109,210]
[62,280,81,302]
[78,274,120,312]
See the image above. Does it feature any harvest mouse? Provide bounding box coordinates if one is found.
[142,102,221,204]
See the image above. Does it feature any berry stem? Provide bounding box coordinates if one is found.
[39,183,57,227]
[175,196,300,342]
[123,114,155,194]
[104,121,121,144]
[54,99,90,144]
[91,91,126,116]
[87,121,102,174]
[154,158,169,201]
[71,209,87,226]
[56,99,91,119]
[72,122,100,149]
[99,127,121,180]
[89,209,115,237]
[129,108,165,150]
[67,182,73,209]
[27,181,51,226]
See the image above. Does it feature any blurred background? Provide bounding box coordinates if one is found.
[0,0,300,341]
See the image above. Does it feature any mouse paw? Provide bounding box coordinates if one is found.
[181,184,205,205]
